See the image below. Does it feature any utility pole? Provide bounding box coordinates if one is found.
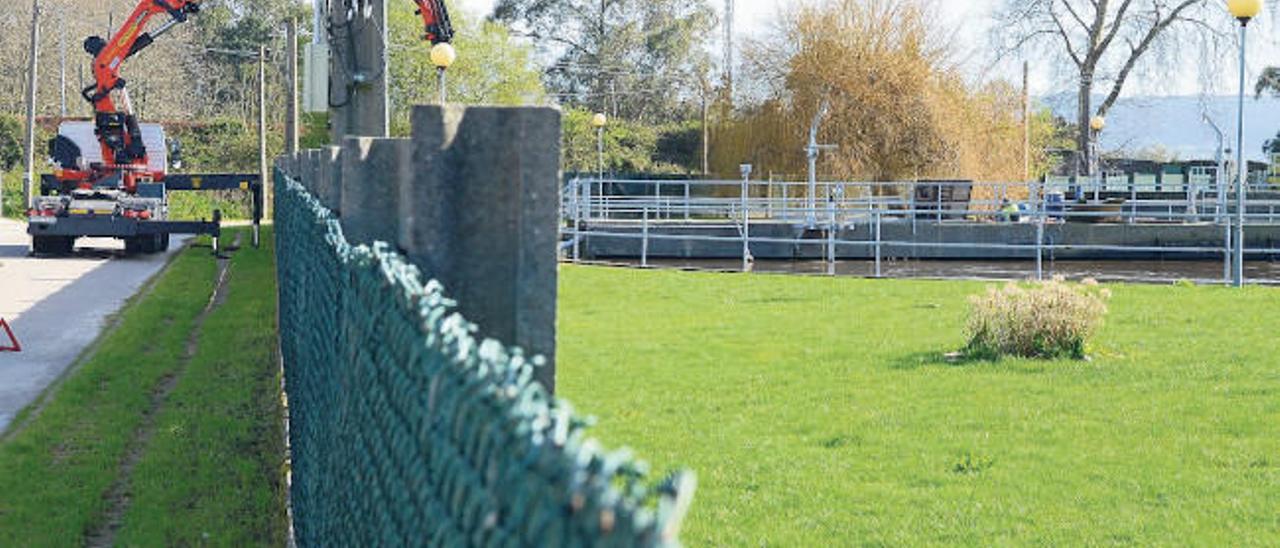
[59,5,67,118]
[330,0,389,140]
[286,17,300,156]
[1022,61,1030,183]
[724,0,734,99]
[259,45,269,220]
[23,0,42,210]
[701,85,710,176]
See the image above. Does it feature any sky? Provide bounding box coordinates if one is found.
[451,0,1276,98]
[433,0,1280,158]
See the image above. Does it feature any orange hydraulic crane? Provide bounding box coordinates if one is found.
[68,0,203,193]
[412,0,453,44]
[61,0,449,195]
[30,0,449,256]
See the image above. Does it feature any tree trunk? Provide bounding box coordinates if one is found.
[1075,72,1093,179]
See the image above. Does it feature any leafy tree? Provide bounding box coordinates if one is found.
[1257,67,1280,98]
[994,0,1232,176]
[1264,131,1280,155]
[0,113,23,172]
[562,108,692,175]
[388,1,545,135]
[492,0,716,123]
[720,0,1066,184]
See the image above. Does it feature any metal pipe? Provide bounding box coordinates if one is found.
[741,165,752,273]
[1036,180,1045,280]
[642,206,650,268]
[827,194,836,276]
[874,211,882,278]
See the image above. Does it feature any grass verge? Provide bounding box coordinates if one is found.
[0,228,285,545]
[558,265,1280,545]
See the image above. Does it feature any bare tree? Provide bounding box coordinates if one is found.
[996,0,1229,174]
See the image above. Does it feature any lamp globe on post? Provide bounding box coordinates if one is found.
[430,42,457,105]
[1090,115,1106,201]
[1228,0,1262,287]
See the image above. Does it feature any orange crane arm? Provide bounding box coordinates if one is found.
[412,0,453,44]
[82,0,203,113]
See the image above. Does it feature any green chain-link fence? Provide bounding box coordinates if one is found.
[274,169,695,546]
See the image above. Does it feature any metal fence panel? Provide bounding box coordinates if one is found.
[275,169,695,546]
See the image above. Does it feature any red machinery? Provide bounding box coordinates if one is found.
[30,0,450,256]
[61,0,203,194]
[31,0,262,256]
[412,0,453,44]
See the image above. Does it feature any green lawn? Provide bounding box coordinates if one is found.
[558,266,1280,546]
[0,229,286,545]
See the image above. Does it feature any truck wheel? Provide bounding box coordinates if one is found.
[32,236,75,256]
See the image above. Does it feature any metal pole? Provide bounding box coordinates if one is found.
[826,195,836,276]
[874,210,882,278]
[742,168,751,273]
[1023,61,1030,183]
[22,0,41,210]
[572,179,582,262]
[701,89,709,176]
[1036,181,1045,280]
[596,126,604,187]
[1209,121,1230,283]
[286,18,300,157]
[807,144,818,227]
[684,182,690,220]
[641,206,650,268]
[1092,132,1101,202]
[1234,22,1248,288]
[437,67,447,105]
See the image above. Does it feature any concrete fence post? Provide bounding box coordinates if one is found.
[304,149,323,196]
[340,137,411,247]
[317,145,344,215]
[405,105,562,392]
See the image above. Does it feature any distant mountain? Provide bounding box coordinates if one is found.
[1041,94,1280,162]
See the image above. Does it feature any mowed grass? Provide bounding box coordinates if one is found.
[0,229,285,545]
[557,266,1280,545]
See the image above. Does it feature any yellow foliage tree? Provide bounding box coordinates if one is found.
[714,0,1060,195]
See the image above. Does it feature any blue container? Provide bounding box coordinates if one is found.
[1046,192,1066,219]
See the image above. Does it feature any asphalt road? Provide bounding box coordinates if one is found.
[0,219,186,433]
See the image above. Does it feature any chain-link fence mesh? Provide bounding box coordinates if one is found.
[274,169,695,546]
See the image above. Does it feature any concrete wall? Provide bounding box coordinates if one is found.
[280,106,563,393]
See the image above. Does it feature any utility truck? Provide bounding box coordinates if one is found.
[28,0,453,256]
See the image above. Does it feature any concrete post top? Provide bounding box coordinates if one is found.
[410,104,563,116]
[342,136,411,161]
[410,105,563,143]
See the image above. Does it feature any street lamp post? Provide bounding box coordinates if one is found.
[1090,115,1106,202]
[430,42,456,105]
[1228,0,1261,287]
[592,113,607,217]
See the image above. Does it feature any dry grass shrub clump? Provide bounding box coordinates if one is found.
[965,277,1111,360]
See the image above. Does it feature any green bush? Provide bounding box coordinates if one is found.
[965,277,1111,360]
[2,170,23,219]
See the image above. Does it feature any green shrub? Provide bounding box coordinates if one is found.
[965,277,1111,360]
[2,170,23,219]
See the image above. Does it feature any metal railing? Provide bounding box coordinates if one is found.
[561,177,1280,284]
